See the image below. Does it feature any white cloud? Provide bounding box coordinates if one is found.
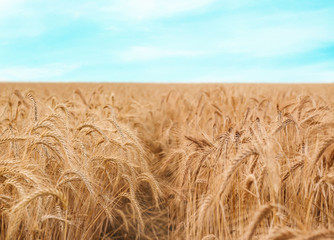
[0,0,21,10]
[217,10,334,57]
[0,63,80,81]
[0,0,26,19]
[190,62,334,83]
[118,46,204,62]
[102,0,217,20]
[219,25,333,57]
[0,1,47,39]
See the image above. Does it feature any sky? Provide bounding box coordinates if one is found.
[0,0,333,83]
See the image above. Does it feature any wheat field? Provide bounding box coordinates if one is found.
[0,83,334,240]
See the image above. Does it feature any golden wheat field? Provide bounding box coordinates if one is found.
[0,83,334,240]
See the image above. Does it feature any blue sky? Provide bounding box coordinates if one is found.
[0,0,333,83]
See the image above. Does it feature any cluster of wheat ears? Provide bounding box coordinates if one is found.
[0,83,333,240]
